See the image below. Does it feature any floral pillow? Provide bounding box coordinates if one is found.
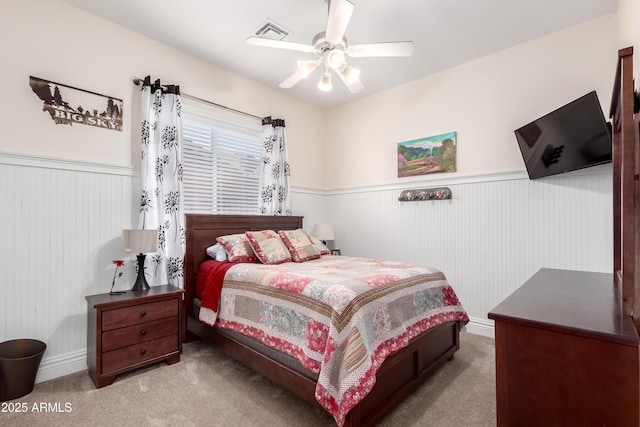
[245,230,292,264]
[216,233,257,263]
[310,236,331,255]
[278,229,321,262]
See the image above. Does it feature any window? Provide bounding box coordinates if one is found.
[181,102,262,214]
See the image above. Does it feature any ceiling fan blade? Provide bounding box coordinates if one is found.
[279,60,321,89]
[336,67,365,94]
[247,36,314,53]
[347,41,415,57]
[279,70,303,89]
[325,0,355,44]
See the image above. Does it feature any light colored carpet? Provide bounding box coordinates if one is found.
[1,332,495,426]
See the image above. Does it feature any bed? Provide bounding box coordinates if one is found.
[184,213,468,426]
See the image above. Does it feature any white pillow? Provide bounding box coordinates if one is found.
[206,243,227,262]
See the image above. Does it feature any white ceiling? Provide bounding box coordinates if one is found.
[60,0,618,109]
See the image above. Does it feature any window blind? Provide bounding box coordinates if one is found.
[182,104,262,214]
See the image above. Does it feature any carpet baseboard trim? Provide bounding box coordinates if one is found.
[464,316,495,338]
[35,349,86,384]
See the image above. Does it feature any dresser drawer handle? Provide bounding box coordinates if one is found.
[140,329,147,336]
[140,349,147,355]
[140,310,147,317]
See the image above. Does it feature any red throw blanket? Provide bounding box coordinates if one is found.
[196,260,236,324]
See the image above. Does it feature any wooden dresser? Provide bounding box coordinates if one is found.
[488,268,640,426]
[86,285,184,388]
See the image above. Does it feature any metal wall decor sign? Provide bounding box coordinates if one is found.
[29,76,123,132]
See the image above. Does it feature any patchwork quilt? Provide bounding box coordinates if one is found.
[198,255,468,426]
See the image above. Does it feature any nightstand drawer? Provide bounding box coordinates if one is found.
[86,285,184,388]
[102,317,178,352]
[102,334,178,373]
[102,299,178,331]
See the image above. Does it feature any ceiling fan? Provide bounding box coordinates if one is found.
[247,0,415,93]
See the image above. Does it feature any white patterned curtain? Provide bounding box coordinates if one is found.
[259,117,291,215]
[138,76,185,288]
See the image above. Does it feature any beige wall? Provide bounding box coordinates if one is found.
[0,1,625,192]
[0,0,326,190]
[618,0,640,70]
[324,13,617,190]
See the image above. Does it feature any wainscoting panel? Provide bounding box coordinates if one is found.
[0,155,134,382]
[0,153,613,381]
[326,169,613,331]
[290,187,328,234]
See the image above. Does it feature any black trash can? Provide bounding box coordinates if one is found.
[0,339,46,401]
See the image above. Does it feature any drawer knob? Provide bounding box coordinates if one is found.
[140,311,147,317]
[140,349,147,355]
[140,329,147,336]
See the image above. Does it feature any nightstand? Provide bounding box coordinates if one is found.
[86,285,184,388]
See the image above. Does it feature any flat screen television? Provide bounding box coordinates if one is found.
[514,91,612,179]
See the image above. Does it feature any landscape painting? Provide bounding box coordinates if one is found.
[397,131,457,177]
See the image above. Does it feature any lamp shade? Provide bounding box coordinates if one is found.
[317,72,332,92]
[313,224,335,241]
[122,229,158,254]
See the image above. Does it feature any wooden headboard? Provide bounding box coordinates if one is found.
[609,46,640,330]
[183,214,303,318]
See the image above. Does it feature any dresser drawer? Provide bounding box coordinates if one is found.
[102,299,178,331]
[102,317,178,352]
[102,334,178,373]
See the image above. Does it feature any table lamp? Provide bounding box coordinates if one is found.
[122,229,158,291]
[313,224,335,245]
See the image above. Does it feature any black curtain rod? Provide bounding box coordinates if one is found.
[132,78,262,121]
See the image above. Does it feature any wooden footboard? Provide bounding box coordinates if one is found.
[184,214,462,426]
[346,320,461,426]
[188,315,461,426]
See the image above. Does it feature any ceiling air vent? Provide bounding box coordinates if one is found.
[252,19,290,41]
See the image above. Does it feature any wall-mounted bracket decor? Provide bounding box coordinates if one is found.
[29,76,123,131]
[398,187,452,202]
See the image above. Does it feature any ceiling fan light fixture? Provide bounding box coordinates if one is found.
[325,48,345,70]
[317,72,332,92]
[297,60,317,78]
[249,0,414,94]
[341,65,360,84]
